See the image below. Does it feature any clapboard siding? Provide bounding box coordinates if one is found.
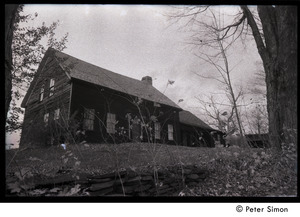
[26,61,70,107]
[20,54,72,146]
[69,79,181,144]
[20,91,71,146]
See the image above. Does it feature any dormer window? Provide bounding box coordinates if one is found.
[39,85,44,102]
[49,79,55,97]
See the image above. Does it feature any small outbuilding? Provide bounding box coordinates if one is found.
[245,134,270,148]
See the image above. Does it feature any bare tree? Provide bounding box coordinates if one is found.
[182,8,246,141]
[248,62,267,97]
[196,94,236,134]
[241,61,268,135]
[251,104,268,134]
[168,5,297,149]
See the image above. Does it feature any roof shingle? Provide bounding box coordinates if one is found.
[179,110,214,130]
[52,48,181,109]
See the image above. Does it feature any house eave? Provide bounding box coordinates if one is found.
[70,77,183,111]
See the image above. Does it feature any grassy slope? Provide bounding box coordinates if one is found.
[6,143,258,173]
[5,143,297,196]
[6,143,224,175]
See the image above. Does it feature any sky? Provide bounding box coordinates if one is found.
[6,4,263,148]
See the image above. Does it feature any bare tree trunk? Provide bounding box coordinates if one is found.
[169,6,296,149]
[275,6,297,144]
[218,39,244,140]
[241,6,297,149]
[5,4,19,120]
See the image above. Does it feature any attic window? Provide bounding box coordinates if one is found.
[83,108,95,131]
[168,124,174,141]
[39,86,44,102]
[49,79,55,97]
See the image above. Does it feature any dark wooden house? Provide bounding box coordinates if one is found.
[20,48,218,147]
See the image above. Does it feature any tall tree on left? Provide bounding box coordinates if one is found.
[5,5,68,132]
[5,4,19,122]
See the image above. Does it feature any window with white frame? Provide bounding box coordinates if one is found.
[54,108,60,120]
[168,124,174,141]
[39,85,44,102]
[107,113,116,134]
[154,122,161,139]
[83,108,95,131]
[49,79,55,96]
[44,113,49,126]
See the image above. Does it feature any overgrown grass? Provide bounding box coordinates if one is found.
[5,142,297,197]
[5,143,222,176]
[5,143,261,174]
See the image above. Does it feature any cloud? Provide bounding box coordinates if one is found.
[85,5,90,15]
[8,5,263,146]
[120,9,127,16]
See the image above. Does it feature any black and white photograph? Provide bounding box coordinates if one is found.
[5,4,297,202]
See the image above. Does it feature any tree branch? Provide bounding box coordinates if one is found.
[240,5,269,64]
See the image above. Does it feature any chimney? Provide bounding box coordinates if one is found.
[141,76,152,85]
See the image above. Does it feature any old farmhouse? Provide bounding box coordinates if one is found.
[20,48,222,147]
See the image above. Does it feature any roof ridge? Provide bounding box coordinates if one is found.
[48,47,181,109]
[50,47,147,85]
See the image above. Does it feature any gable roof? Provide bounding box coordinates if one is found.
[179,110,214,130]
[22,47,181,109]
[21,48,57,108]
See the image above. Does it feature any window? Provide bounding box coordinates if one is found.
[54,108,60,120]
[154,102,161,107]
[107,113,116,134]
[168,124,174,141]
[39,86,44,102]
[154,122,161,139]
[44,113,49,126]
[49,79,55,97]
[83,108,95,131]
